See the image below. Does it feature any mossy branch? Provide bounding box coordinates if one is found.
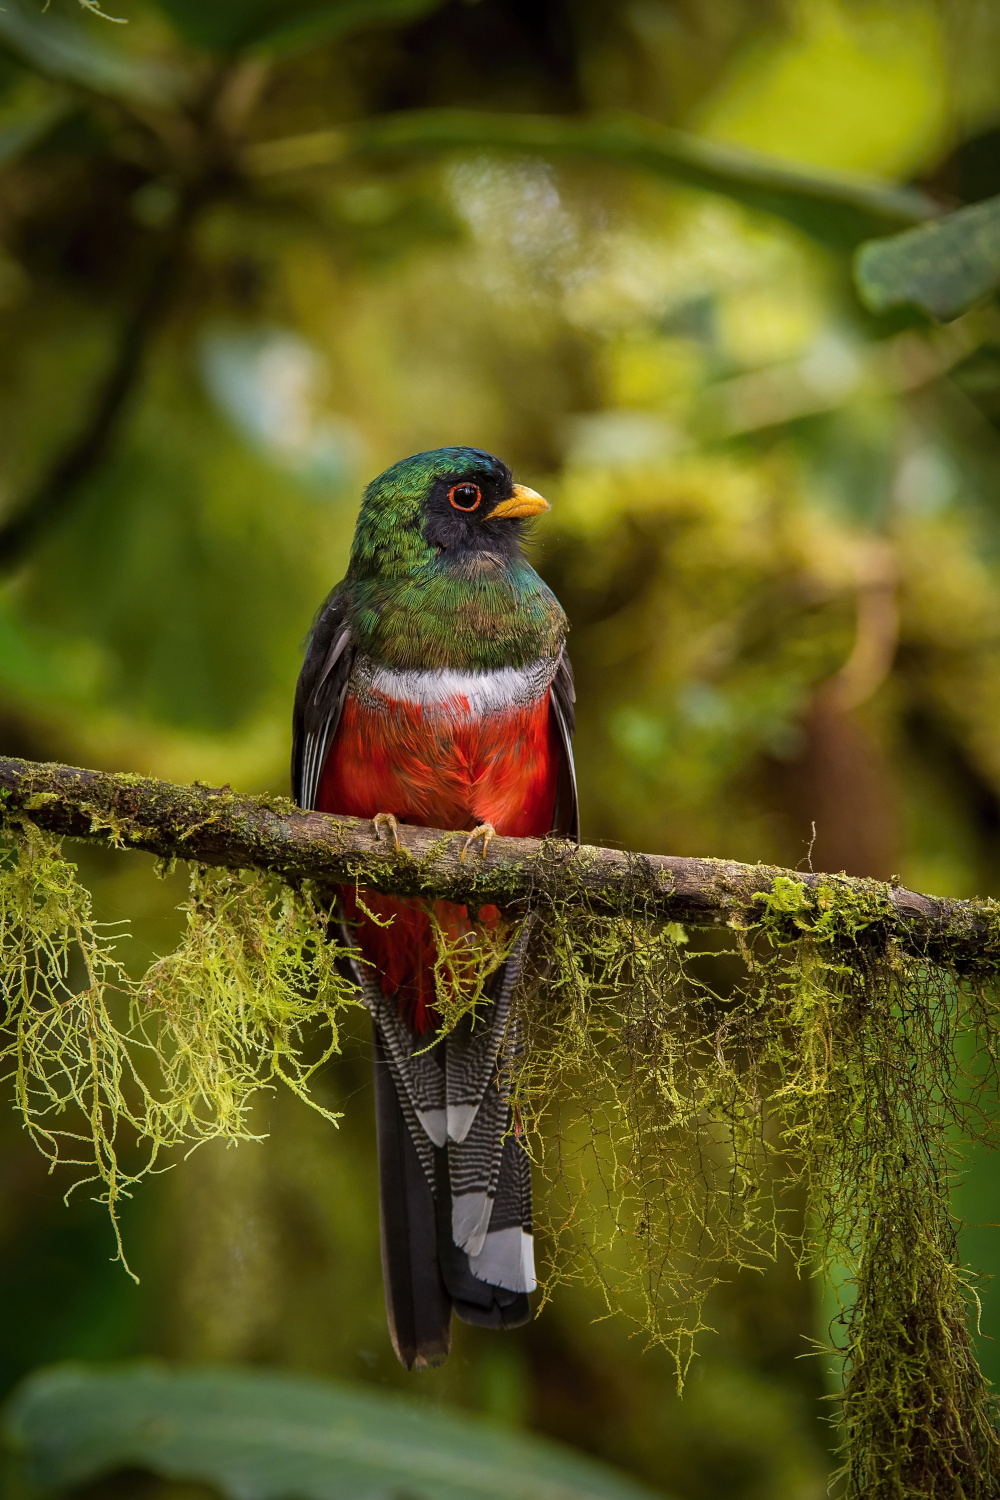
[4,754,1000,1495]
[0,753,992,968]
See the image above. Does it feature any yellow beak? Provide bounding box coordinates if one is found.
[487,484,551,520]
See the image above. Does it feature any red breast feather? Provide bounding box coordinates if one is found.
[319,693,558,1032]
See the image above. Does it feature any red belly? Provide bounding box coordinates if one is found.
[318,692,558,1030]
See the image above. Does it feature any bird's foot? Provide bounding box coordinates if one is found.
[373,812,401,851]
[461,823,496,863]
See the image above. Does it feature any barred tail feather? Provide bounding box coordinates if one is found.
[372,1028,452,1370]
[364,939,535,1362]
[464,1129,535,1295]
[434,1150,532,1330]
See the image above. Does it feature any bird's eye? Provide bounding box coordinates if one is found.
[448,483,481,512]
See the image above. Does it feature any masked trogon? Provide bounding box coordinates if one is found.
[291,447,578,1369]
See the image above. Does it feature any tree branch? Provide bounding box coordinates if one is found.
[0,755,994,968]
[0,54,254,576]
[0,192,205,575]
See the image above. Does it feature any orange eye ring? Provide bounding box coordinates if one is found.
[449,482,482,512]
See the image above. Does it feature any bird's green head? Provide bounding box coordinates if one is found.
[348,446,550,580]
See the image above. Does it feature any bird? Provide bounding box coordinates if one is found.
[291,446,578,1370]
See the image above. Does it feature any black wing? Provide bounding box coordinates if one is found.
[550,644,579,843]
[291,586,355,810]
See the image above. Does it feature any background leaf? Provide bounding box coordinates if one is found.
[854,193,1000,319]
[149,0,448,58]
[249,109,941,252]
[3,1363,671,1500]
[0,95,70,169]
[0,0,186,107]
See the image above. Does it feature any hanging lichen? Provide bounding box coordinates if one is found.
[427,901,517,1034]
[0,816,359,1272]
[3,810,1000,1497]
[510,863,1000,1499]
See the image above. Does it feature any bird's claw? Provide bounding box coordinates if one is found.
[373,812,401,851]
[461,823,496,863]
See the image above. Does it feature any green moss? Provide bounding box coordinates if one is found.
[0,816,359,1277]
[3,814,1000,1497]
[510,857,1000,1497]
[425,904,516,1036]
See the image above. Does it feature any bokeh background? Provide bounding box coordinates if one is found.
[2,1,1000,1496]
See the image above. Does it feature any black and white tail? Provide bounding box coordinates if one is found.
[359,936,533,1370]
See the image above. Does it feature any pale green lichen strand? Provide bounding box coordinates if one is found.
[0,818,359,1275]
[511,869,1000,1498]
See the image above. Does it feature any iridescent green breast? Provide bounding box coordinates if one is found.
[348,555,566,672]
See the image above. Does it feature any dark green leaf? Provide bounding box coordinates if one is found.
[0,0,186,107]
[0,94,71,168]
[854,194,1000,320]
[149,0,446,58]
[3,1363,671,1500]
[248,109,940,253]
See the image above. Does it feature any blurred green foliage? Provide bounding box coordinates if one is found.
[3,0,1000,1496]
[856,193,1000,318]
[4,1361,671,1499]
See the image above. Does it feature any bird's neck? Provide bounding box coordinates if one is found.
[348,554,566,671]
